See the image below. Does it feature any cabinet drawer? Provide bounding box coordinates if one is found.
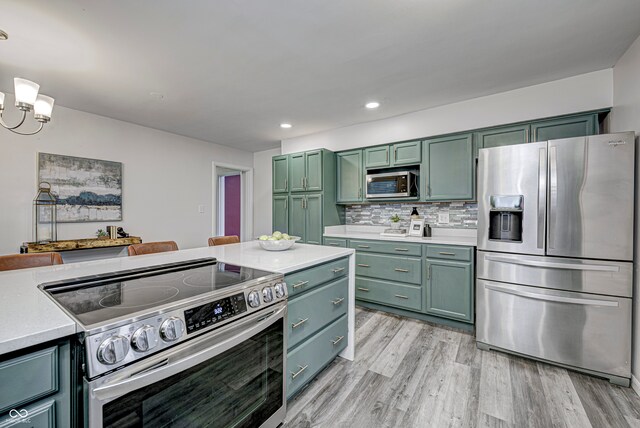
[0,398,55,428]
[287,315,348,399]
[426,244,473,261]
[356,253,422,285]
[349,239,422,257]
[286,257,349,297]
[288,277,348,349]
[323,238,347,248]
[356,277,422,311]
[0,347,58,414]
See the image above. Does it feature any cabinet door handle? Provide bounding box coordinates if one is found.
[395,147,398,160]
[328,242,341,246]
[386,150,389,163]
[357,245,370,248]
[357,287,370,292]
[292,318,309,329]
[331,336,345,346]
[331,297,345,305]
[394,268,409,273]
[301,177,305,189]
[332,267,345,273]
[427,264,431,280]
[292,280,309,289]
[358,187,362,199]
[284,199,287,210]
[284,178,288,191]
[291,364,308,379]
[395,248,409,252]
[357,263,370,268]
[438,252,456,256]
[394,294,409,299]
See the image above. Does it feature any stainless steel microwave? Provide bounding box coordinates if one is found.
[365,171,418,199]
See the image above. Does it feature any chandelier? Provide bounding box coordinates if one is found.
[0,78,55,135]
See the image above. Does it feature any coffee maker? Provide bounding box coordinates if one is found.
[488,195,523,242]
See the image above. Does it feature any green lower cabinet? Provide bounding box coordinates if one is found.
[531,113,597,142]
[356,253,422,285]
[356,277,422,311]
[323,237,347,248]
[272,196,288,234]
[287,315,348,399]
[425,259,473,323]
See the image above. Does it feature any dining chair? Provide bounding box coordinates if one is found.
[208,236,240,246]
[0,252,64,271]
[127,241,178,256]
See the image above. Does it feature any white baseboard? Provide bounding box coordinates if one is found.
[632,375,640,395]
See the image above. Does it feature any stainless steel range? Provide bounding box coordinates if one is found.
[40,258,288,428]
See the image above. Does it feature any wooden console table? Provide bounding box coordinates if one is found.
[26,237,142,253]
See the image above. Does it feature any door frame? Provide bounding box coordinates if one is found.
[212,162,254,242]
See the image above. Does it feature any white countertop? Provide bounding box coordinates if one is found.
[0,242,354,356]
[324,225,477,246]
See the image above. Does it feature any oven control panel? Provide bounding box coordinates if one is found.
[184,293,247,334]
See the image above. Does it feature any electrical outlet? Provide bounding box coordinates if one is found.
[438,212,450,224]
[198,205,205,214]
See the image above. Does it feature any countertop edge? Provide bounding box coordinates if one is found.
[0,323,77,356]
[323,232,477,247]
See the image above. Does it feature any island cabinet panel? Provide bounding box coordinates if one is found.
[364,146,390,169]
[287,315,347,399]
[289,153,306,192]
[336,150,363,203]
[272,155,289,193]
[285,258,349,400]
[422,133,474,201]
[272,196,289,234]
[0,340,71,428]
[531,113,597,142]
[425,257,474,323]
[391,141,422,166]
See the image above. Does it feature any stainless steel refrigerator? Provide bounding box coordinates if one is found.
[476,132,635,386]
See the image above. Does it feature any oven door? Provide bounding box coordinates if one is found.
[85,303,286,428]
[366,171,410,198]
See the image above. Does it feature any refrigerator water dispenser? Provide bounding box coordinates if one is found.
[488,195,523,242]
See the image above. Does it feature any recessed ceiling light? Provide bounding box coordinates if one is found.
[0,30,8,41]
[280,123,292,129]
[365,102,380,109]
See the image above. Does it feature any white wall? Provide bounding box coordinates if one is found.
[253,148,281,236]
[0,104,253,255]
[281,69,613,154]
[612,33,640,391]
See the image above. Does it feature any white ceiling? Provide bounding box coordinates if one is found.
[1,1,640,152]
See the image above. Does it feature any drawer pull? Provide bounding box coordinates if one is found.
[394,294,409,299]
[291,364,309,379]
[292,318,309,329]
[331,336,345,346]
[328,243,341,246]
[357,245,370,248]
[394,268,410,273]
[292,280,309,289]
[357,287,370,292]
[331,297,345,305]
[332,267,345,273]
[357,263,370,268]
[395,248,409,252]
[439,252,456,256]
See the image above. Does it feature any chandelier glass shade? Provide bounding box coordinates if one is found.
[0,77,55,135]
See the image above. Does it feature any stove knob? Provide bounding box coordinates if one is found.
[262,286,274,303]
[131,325,159,352]
[97,335,130,365]
[160,317,185,342]
[248,290,261,308]
[274,282,287,298]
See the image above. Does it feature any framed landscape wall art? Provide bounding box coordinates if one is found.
[37,153,123,222]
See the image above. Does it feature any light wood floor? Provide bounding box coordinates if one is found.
[283,307,640,428]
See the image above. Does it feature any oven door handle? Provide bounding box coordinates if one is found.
[90,303,287,402]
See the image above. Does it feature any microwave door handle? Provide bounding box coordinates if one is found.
[90,304,287,401]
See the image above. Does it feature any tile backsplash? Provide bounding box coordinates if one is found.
[346,202,478,229]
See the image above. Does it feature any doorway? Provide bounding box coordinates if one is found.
[212,163,253,242]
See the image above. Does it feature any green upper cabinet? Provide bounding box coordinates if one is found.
[422,133,474,201]
[289,153,306,192]
[272,196,288,234]
[425,258,473,323]
[391,141,422,166]
[364,146,390,169]
[531,113,597,142]
[336,150,363,203]
[475,124,530,155]
[305,150,323,192]
[305,194,323,245]
[272,155,289,193]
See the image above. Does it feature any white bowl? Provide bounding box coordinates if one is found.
[257,237,301,251]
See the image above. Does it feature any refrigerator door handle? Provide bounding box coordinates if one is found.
[548,146,558,249]
[484,282,619,307]
[537,147,547,249]
[484,254,621,272]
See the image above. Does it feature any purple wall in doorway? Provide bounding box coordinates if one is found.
[224,175,241,238]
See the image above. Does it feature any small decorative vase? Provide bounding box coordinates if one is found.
[391,222,401,230]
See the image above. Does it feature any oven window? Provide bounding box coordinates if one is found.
[103,319,284,428]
